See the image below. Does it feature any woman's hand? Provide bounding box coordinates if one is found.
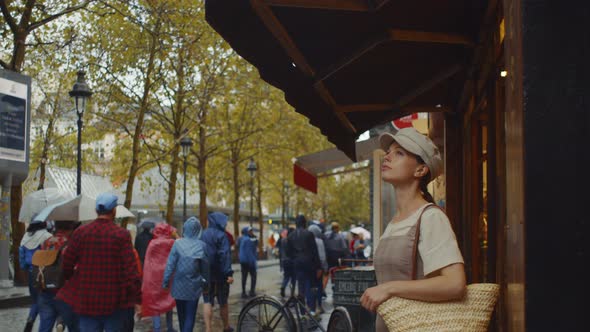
[360,283,392,312]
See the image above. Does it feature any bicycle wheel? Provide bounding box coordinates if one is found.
[237,296,297,332]
[327,306,353,332]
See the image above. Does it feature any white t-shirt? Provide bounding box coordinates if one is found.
[380,204,464,276]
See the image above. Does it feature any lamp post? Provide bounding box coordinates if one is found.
[247,158,257,227]
[69,70,93,196]
[180,136,193,222]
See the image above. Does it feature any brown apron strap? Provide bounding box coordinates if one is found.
[411,204,444,280]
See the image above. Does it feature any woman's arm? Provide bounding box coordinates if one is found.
[360,263,466,312]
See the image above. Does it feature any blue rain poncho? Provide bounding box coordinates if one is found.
[162,217,209,300]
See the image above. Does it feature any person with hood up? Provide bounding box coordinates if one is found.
[163,217,209,332]
[141,222,177,332]
[237,226,258,298]
[286,215,321,316]
[134,226,153,267]
[201,212,234,332]
[308,224,328,314]
[19,218,52,332]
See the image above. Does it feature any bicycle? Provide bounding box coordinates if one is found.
[237,285,354,332]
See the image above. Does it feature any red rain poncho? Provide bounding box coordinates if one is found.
[141,223,176,316]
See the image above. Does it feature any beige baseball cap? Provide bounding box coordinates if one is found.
[378,127,443,182]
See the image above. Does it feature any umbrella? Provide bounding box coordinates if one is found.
[33,194,135,222]
[137,217,165,230]
[19,188,74,223]
[350,226,371,240]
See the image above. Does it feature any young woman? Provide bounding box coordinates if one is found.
[360,127,466,332]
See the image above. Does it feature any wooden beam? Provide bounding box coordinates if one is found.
[338,104,452,113]
[315,36,386,83]
[375,0,392,10]
[265,0,369,11]
[389,29,474,46]
[250,0,315,77]
[397,64,463,107]
[315,29,471,85]
[314,82,357,133]
[374,64,463,124]
[251,0,357,134]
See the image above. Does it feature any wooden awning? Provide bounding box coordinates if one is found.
[205,0,488,160]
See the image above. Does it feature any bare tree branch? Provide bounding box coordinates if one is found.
[0,0,18,32]
[94,112,133,136]
[29,1,92,31]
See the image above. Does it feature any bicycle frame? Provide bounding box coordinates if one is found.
[285,295,326,332]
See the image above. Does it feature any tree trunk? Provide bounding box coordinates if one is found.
[256,165,264,259]
[232,160,240,241]
[198,124,208,228]
[198,157,207,228]
[281,180,287,228]
[37,160,46,190]
[36,118,54,190]
[165,144,180,224]
[10,185,26,285]
[10,31,27,72]
[122,27,159,228]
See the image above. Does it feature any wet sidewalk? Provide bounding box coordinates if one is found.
[0,260,341,331]
[0,259,280,310]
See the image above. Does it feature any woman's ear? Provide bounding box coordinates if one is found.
[415,165,430,178]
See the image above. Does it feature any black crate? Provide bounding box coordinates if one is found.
[339,304,376,332]
[333,266,376,281]
[333,292,361,306]
[333,277,376,294]
[332,266,377,331]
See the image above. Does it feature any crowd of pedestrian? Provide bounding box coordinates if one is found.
[18,193,243,332]
[18,188,376,332]
[273,215,372,317]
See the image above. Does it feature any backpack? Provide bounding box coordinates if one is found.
[31,245,66,290]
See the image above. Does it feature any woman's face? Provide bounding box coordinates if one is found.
[381,141,422,184]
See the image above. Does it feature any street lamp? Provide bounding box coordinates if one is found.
[180,135,193,222]
[69,70,93,196]
[247,158,257,227]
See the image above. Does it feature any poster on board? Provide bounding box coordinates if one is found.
[0,77,28,163]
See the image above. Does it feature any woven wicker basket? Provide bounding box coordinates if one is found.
[377,283,500,332]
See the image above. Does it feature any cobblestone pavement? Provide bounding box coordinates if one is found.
[0,262,335,331]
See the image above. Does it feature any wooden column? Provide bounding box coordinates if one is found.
[444,113,463,248]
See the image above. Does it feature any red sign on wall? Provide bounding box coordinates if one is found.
[293,164,317,194]
[392,113,418,130]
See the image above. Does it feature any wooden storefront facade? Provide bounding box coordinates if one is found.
[206,0,590,330]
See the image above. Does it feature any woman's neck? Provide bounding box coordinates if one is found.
[393,183,428,221]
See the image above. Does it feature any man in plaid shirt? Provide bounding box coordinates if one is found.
[56,193,141,331]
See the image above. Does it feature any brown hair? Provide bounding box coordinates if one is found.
[416,156,435,203]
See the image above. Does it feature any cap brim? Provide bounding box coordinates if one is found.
[378,133,395,151]
[378,132,423,157]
